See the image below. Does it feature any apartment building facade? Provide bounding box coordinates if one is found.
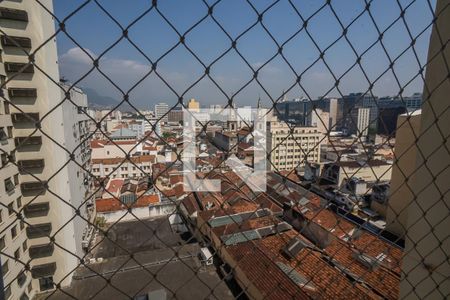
[267,121,322,171]
[1,45,28,300]
[349,107,370,138]
[154,102,169,123]
[1,1,84,298]
[91,155,155,179]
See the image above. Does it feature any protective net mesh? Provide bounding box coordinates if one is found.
[0,0,449,299]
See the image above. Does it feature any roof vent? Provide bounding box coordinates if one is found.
[282,238,314,259]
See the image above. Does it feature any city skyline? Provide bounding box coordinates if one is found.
[54,0,435,109]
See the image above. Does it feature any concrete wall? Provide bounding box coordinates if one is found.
[399,1,450,298]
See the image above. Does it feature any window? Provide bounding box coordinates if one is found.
[8,202,14,215]
[20,220,25,230]
[1,153,7,166]
[0,127,6,142]
[14,174,19,185]
[26,223,52,239]
[4,178,15,193]
[4,286,11,300]
[39,276,54,291]
[24,202,49,218]
[11,225,17,239]
[0,209,2,223]
[0,235,5,250]
[2,260,9,275]
[17,196,22,208]
[22,240,28,251]
[20,293,29,300]
[4,101,9,114]
[14,248,20,260]
[7,126,13,138]
[17,271,27,287]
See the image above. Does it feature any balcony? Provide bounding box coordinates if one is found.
[15,136,42,147]
[12,113,40,124]
[26,222,52,239]
[8,87,37,98]
[18,159,45,174]
[0,7,28,22]
[31,262,56,279]
[29,243,54,259]
[24,202,50,218]
[1,35,32,48]
[4,62,34,74]
[21,181,47,195]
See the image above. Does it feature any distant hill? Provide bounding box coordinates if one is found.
[84,88,140,112]
[83,87,118,108]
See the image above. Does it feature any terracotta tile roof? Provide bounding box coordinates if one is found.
[96,194,159,213]
[92,155,155,165]
[226,239,309,300]
[105,179,124,195]
[169,175,183,185]
[181,193,200,215]
[105,140,137,145]
[324,238,400,299]
[143,145,157,151]
[336,159,390,168]
[212,215,281,237]
[90,140,106,148]
[255,232,380,299]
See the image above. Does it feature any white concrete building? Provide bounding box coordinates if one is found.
[143,115,161,136]
[154,102,169,123]
[1,1,85,297]
[267,121,323,171]
[128,119,145,139]
[61,84,92,259]
[307,108,330,134]
[350,107,370,138]
[91,155,155,179]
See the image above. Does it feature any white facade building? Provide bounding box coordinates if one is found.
[61,85,92,259]
[154,103,169,123]
[267,121,323,171]
[350,107,370,138]
[0,1,85,297]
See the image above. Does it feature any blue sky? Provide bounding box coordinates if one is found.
[53,0,436,109]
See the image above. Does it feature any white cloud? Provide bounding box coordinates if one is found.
[60,47,97,65]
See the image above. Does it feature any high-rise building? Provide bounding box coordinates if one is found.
[1,1,86,298]
[187,98,200,112]
[274,98,311,125]
[338,93,378,132]
[377,105,407,136]
[267,121,323,171]
[349,107,370,138]
[404,92,422,110]
[306,108,330,134]
[168,107,183,123]
[385,110,422,235]
[154,102,169,123]
[61,84,92,257]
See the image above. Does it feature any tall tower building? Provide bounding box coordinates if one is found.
[1,1,86,298]
[154,102,169,123]
[187,98,200,112]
